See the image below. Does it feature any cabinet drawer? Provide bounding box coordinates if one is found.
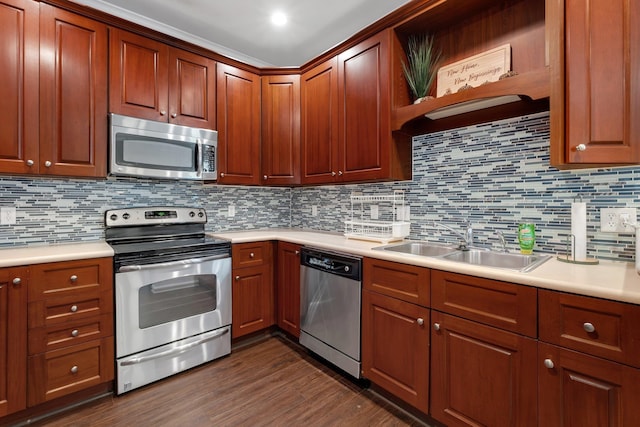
[363,257,430,306]
[232,242,272,268]
[28,336,114,406]
[28,288,112,328]
[431,270,537,337]
[29,257,112,300]
[539,290,640,368]
[29,313,113,355]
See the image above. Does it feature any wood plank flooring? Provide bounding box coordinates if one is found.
[30,335,430,427]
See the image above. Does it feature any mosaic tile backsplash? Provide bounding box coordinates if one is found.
[1,111,640,262]
[292,112,640,261]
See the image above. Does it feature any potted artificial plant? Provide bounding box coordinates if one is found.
[402,34,441,103]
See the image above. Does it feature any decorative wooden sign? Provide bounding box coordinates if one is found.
[436,44,511,97]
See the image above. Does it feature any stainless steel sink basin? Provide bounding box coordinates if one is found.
[441,249,551,272]
[375,241,459,257]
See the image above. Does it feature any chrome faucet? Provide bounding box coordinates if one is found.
[433,221,473,250]
[496,231,508,252]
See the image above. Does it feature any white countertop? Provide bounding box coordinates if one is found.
[211,229,640,305]
[0,241,114,268]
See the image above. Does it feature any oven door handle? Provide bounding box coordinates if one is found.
[119,327,230,366]
[118,254,229,272]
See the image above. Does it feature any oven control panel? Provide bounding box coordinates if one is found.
[105,207,207,227]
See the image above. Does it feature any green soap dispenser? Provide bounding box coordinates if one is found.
[518,223,535,255]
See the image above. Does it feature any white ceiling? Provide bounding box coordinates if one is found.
[71,0,412,68]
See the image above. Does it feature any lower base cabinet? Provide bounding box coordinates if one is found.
[362,289,429,413]
[276,242,301,338]
[539,343,640,426]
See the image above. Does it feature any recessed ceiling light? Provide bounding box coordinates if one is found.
[271,11,287,27]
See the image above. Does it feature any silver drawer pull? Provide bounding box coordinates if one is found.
[433,323,441,331]
[416,318,424,326]
[12,278,21,285]
[70,365,79,374]
[70,275,78,282]
[583,322,596,333]
[544,358,555,369]
[71,329,79,337]
[249,252,255,258]
[70,305,78,313]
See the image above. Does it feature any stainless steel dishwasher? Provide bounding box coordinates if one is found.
[299,247,362,378]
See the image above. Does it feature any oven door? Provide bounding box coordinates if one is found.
[115,255,231,358]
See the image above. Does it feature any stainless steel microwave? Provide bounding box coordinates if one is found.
[109,114,217,181]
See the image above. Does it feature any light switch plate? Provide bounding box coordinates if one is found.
[1,207,16,225]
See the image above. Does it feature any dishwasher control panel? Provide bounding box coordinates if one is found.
[300,248,361,280]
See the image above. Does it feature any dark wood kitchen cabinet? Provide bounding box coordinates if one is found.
[361,258,430,413]
[276,242,301,338]
[430,270,538,427]
[231,242,275,338]
[0,1,107,177]
[0,267,28,417]
[27,258,114,406]
[217,63,261,185]
[109,28,216,129]
[261,75,301,186]
[549,0,640,167]
[538,290,640,426]
[301,29,411,184]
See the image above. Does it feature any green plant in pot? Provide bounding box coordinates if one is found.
[402,34,441,103]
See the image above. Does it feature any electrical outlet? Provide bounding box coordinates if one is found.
[0,207,16,225]
[228,205,235,218]
[311,206,318,217]
[600,207,637,232]
[370,205,379,220]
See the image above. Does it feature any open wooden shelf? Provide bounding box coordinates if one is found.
[391,67,549,131]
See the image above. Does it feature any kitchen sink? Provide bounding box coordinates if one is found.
[374,241,551,272]
[376,241,459,257]
[440,249,551,272]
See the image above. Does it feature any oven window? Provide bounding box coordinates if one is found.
[116,134,196,171]
[138,274,217,329]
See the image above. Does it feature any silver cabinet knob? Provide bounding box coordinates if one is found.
[576,144,587,151]
[433,323,441,331]
[338,170,343,176]
[416,318,424,326]
[26,159,34,166]
[12,278,21,285]
[583,322,596,333]
[171,112,177,118]
[70,365,79,374]
[70,305,78,313]
[544,358,555,369]
[220,172,225,178]
[160,110,166,116]
[70,275,78,282]
[331,171,336,176]
[263,175,268,180]
[44,161,52,167]
[71,329,79,337]
[235,276,240,281]
[249,253,255,258]
[295,250,300,255]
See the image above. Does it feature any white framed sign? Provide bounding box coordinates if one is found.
[436,44,511,97]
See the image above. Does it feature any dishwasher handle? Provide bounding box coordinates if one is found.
[300,248,361,281]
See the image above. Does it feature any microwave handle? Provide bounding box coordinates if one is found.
[196,139,203,176]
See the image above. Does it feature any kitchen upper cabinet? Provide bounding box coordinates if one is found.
[39,4,108,177]
[0,0,38,175]
[109,28,216,129]
[301,57,339,184]
[538,342,640,426]
[0,267,28,418]
[217,63,261,185]
[361,258,430,413]
[301,29,411,184]
[231,242,274,338]
[261,75,300,186]
[276,242,301,338]
[550,0,640,167]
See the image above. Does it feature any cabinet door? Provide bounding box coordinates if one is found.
[0,0,39,175]
[39,4,108,177]
[276,242,300,338]
[337,30,391,182]
[431,311,537,427]
[109,28,169,122]
[0,267,28,417]
[539,342,640,426]
[261,75,300,186]
[216,63,261,185]
[168,48,216,129]
[362,290,429,413]
[232,264,274,339]
[301,57,339,184]
[551,0,640,165]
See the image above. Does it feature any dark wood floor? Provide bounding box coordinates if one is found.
[30,335,429,426]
